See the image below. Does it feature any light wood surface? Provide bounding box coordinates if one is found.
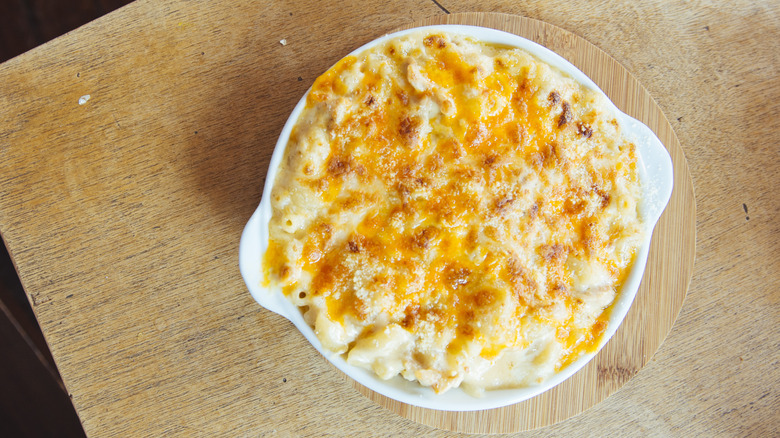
[344,13,695,433]
[0,1,777,437]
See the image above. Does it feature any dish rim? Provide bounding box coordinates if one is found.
[239,24,674,411]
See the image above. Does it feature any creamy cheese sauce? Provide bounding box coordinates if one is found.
[264,31,643,394]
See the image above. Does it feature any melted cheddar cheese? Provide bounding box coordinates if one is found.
[264,31,644,395]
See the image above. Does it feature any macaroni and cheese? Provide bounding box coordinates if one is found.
[263,31,644,395]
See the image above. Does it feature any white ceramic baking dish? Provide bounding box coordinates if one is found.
[239,25,673,411]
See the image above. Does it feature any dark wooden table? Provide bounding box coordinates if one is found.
[0,1,131,436]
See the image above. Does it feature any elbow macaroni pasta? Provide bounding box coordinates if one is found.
[263,31,643,394]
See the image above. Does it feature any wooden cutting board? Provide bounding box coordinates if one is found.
[347,12,696,434]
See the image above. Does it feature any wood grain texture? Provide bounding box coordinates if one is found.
[343,13,695,433]
[0,1,777,437]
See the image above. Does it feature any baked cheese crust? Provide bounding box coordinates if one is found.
[264,31,644,395]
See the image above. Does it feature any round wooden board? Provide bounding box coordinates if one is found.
[347,12,697,434]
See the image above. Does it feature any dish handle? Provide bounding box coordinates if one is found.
[622,114,674,228]
[239,206,289,318]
